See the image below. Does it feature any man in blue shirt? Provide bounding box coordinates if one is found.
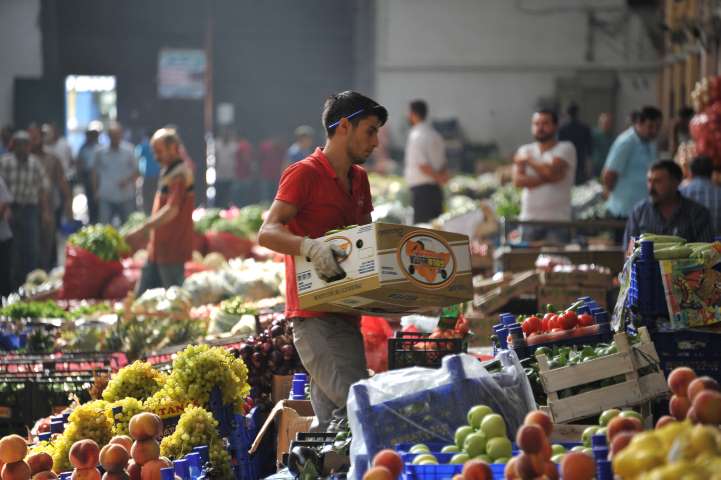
[603,106,663,221]
[284,125,315,168]
[136,129,160,215]
[680,155,721,237]
[624,160,713,248]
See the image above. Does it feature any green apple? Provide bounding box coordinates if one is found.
[441,445,460,453]
[551,454,565,464]
[418,459,438,465]
[410,444,430,454]
[582,426,600,447]
[596,427,607,440]
[598,408,621,426]
[493,457,509,464]
[412,454,437,465]
[619,410,643,422]
[486,437,512,460]
[449,453,470,464]
[455,425,475,449]
[571,446,586,453]
[467,405,494,429]
[551,444,566,456]
[474,455,492,463]
[480,414,507,439]
[463,432,488,458]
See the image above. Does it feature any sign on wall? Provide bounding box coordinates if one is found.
[158,48,206,99]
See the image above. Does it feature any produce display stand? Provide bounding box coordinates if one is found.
[536,327,667,423]
[498,218,627,248]
[494,245,625,275]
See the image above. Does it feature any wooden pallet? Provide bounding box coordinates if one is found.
[537,327,668,423]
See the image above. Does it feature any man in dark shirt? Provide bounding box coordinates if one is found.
[623,160,714,249]
[559,103,592,185]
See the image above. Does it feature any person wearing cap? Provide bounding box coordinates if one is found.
[285,125,315,167]
[0,131,51,289]
[77,122,103,222]
[404,99,449,224]
[258,91,387,431]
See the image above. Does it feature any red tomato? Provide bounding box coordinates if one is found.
[522,316,541,336]
[578,313,594,327]
[542,313,554,331]
[549,314,560,330]
[560,311,578,330]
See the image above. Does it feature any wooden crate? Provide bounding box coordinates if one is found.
[537,327,668,424]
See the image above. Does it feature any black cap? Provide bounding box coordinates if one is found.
[323,91,388,133]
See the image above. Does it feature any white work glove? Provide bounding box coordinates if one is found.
[300,237,348,282]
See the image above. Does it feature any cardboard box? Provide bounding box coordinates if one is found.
[538,270,613,289]
[537,286,607,311]
[295,223,472,315]
[250,400,315,466]
[272,375,293,404]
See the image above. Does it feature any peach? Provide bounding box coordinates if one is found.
[130,440,160,466]
[71,468,100,480]
[127,461,140,480]
[139,459,171,480]
[667,367,696,397]
[99,444,130,473]
[128,414,162,442]
[655,415,676,429]
[606,416,642,442]
[1,461,30,480]
[108,436,133,453]
[688,376,721,402]
[560,452,595,480]
[516,424,545,454]
[32,471,58,480]
[26,453,53,476]
[687,406,699,424]
[101,473,128,480]
[693,389,721,424]
[503,457,519,480]
[539,437,552,461]
[523,410,553,437]
[542,460,559,480]
[515,453,543,479]
[461,460,493,480]
[669,394,691,420]
[371,450,403,479]
[362,466,393,480]
[0,435,28,464]
[69,440,100,470]
[610,431,635,458]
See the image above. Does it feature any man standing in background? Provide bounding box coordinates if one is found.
[136,129,161,215]
[0,176,13,296]
[94,122,138,226]
[214,127,238,208]
[77,122,103,223]
[591,113,614,178]
[558,103,592,184]
[680,155,721,237]
[512,109,577,243]
[42,123,74,181]
[29,124,72,270]
[603,106,662,223]
[404,99,448,224]
[285,125,315,167]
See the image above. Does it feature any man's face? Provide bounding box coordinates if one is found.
[636,119,661,142]
[28,127,43,150]
[531,113,557,143]
[599,113,612,132]
[13,140,30,159]
[647,168,678,203]
[346,116,381,165]
[298,135,313,150]
[152,140,178,166]
[109,127,122,146]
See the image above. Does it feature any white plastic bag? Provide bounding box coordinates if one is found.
[347,351,535,480]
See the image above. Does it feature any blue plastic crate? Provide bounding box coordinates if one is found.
[626,244,669,321]
[651,329,721,384]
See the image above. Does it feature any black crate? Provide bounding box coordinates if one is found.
[388,332,466,370]
[650,329,721,384]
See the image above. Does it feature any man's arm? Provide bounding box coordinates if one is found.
[526,156,568,183]
[54,157,73,218]
[602,169,619,194]
[257,199,303,256]
[512,162,544,189]
[602,136,631,194]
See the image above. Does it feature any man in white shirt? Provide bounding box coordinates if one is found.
[42,123,74,180]
[404,100,448,223]
[512,109,577,243]
[214,127,238,208]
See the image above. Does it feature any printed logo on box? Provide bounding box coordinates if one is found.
[324,236,353,263]
[397,232,456,289]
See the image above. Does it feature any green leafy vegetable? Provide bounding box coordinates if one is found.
[68,225,130,261]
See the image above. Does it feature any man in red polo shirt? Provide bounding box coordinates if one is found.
[125,128,195,295]
[258,91,387,431]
